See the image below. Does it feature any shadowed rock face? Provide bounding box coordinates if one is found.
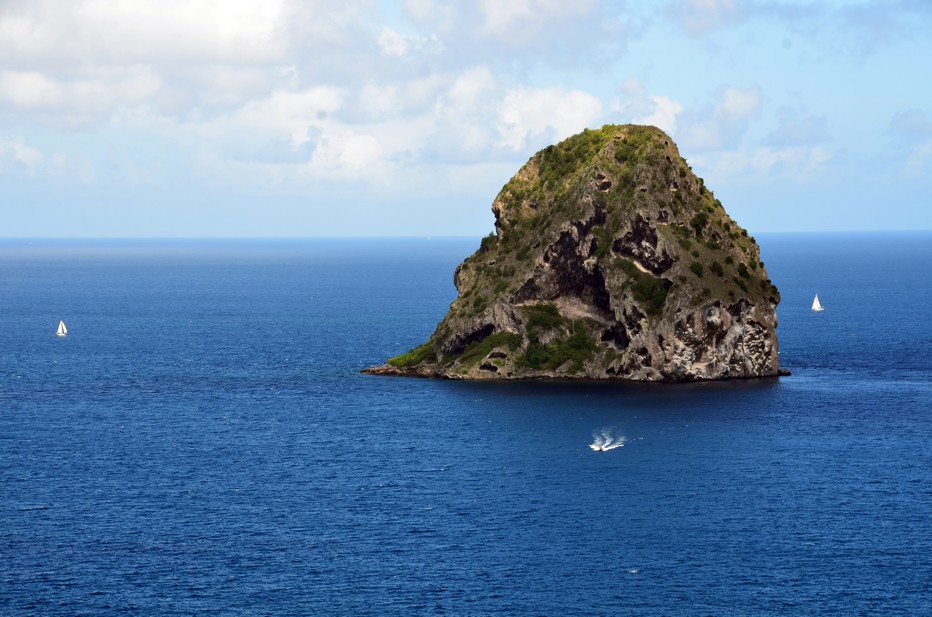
[365,124,782,382]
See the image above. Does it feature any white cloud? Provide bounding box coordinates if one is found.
[379,28,414,57]
[0,139,44,175]
[443,67,497,114]
[359,83,401,118]
[355,74,448,121]
[497,87,603,151]
[311,132,384,175]
[718,86,762,119]
[430,66,499,155]
[696,145,831,179]
[0,0,286,66]
[193,86,345,153]
[888,110,932,178]
[753,145,829,175]
[479,0,538,37]
[0,66,164,127]
[0,0,378,125]
[671,0,743,35]
[403,0,458,33]
[765,106,828,146]
[644,97,685,135]
[401,0,624,67]
[0,0,617,137]
[903,142,932,178]
[479,0,597,42]
[613,78,684,134]
[0,71,64,110]
[680,85,762,151]
[377,27,442,58]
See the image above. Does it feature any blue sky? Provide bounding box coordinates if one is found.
[1,0,930,237]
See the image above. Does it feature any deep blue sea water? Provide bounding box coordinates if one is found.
[1,233,930,615]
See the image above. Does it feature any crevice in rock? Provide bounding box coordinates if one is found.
[601,323,630,351]
[611,213,674,275]
[622,305,645,338]
[515,226,612,313]
[726,298,752,319]
[444,323,495,356]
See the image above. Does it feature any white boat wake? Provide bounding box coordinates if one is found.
[590,428,626,452]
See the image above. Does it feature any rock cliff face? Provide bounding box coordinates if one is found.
[366,124,781,382]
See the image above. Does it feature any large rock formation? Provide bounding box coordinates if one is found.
[366,124,782,382]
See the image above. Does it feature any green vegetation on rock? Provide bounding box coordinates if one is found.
[458,332,522,367]
[521,303,563,332]
[618,259,670,317]
[387,340,436,367]
[518,327,597,373]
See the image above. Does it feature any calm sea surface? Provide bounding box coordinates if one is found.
[1,233,930,615]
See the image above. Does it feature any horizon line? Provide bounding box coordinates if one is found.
[1,229,931,241]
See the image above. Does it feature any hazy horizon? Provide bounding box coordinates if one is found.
[3,229,931,242]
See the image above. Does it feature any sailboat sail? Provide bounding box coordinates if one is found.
[56,320,67,336]
[811,294,824,312]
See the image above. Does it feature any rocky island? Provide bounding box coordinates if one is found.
[366,124,782,382]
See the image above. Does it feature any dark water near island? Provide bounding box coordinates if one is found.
[1,233,930,615]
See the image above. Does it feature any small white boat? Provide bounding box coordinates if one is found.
[811,294,824,312]
[56,320,68,336]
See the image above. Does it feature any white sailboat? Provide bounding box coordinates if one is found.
[56,320,68,336]
[811,294,824,312]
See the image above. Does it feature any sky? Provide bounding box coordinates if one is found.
[1,0,930,237]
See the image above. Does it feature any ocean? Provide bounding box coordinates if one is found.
[1,233,930,615]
